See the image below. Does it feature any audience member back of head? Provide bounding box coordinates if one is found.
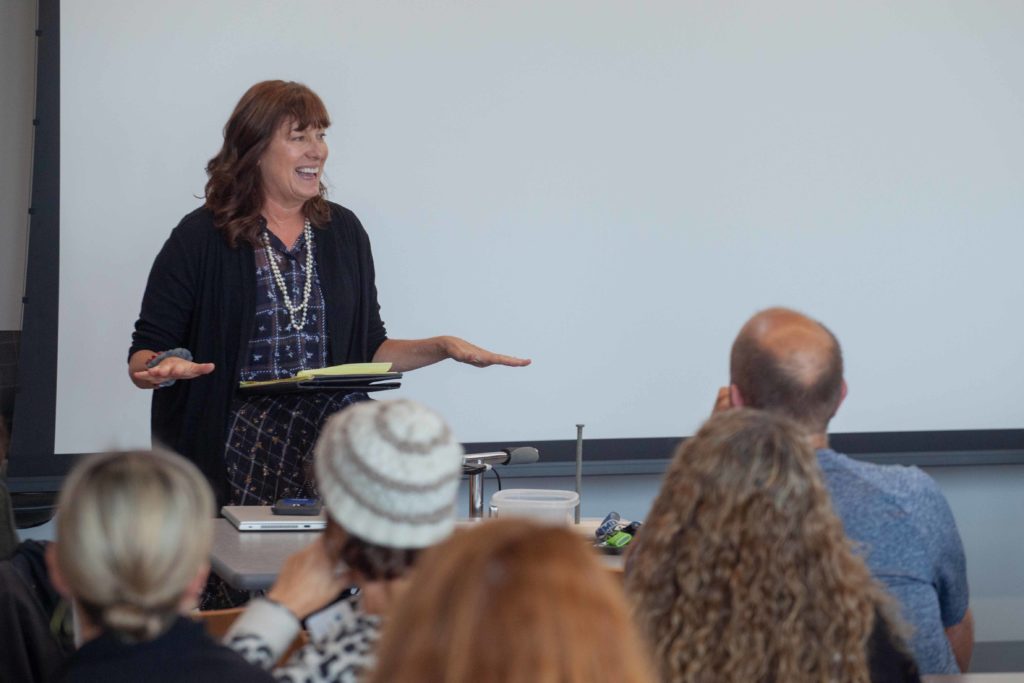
[45,450,274,683]
[626,409,920,683]
[224,398,466,682]
[719,307,972,674]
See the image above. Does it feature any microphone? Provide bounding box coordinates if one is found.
[462,446,539,467]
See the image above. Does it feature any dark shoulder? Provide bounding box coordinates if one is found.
[163,619,276,683]
[326,200,364,228]
[173,205,217,235]
[324,201,372,246]
[867,610,921,683]
[180,638,276,683]
[161,205,234,259]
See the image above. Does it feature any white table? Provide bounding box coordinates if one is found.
[209,517,624,591]
[210,519,320,590]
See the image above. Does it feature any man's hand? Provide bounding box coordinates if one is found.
[712,386,734,414]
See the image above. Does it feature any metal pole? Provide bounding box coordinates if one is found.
[575,424,584,524]
[468,470,485,518]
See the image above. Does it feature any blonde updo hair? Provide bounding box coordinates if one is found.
[54,450,215,642]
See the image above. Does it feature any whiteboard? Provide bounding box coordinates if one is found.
[57,0,1024,453]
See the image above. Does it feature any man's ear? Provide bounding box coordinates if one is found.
[45,542,73,600]
[838,380,848,408]
[729,384,746,408]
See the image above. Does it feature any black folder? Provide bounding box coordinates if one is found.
[238,373,402,395]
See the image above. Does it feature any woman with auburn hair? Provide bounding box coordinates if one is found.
[368,518,656,683]
[625,409,920,683]
[128,79,528,509]
[44,450,273,682]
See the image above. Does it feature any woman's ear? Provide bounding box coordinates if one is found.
[179,561,211,612]
[45,542,73,600]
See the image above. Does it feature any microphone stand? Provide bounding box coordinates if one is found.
[462,448,539,518]
[465,462,489,519]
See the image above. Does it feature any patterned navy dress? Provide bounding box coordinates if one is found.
[223,227,367,506]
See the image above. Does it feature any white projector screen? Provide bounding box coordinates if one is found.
[56,0,1024,454]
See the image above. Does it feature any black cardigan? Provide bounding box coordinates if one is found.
[129,203,388,503]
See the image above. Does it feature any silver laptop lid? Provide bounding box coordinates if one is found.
[222,505,328,531]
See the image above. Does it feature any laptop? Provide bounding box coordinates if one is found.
[222,505,328,531]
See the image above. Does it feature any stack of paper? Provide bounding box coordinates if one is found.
[239,362,402,395]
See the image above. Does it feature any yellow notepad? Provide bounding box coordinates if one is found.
[295,362,392,378]
[239,362,395,389]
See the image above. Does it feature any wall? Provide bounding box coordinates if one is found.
[50,1,1024,456]
[0,0,34,330]
[0,0,35,465]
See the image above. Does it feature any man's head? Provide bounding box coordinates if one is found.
[729,307,846,435]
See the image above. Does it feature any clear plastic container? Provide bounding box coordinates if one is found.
[489,489,580,525]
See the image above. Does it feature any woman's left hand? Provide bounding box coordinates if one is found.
[373,336,531,372]
[267,536,353,621]
[443,336,531,368]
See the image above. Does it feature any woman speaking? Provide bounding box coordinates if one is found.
[128,80,528,507]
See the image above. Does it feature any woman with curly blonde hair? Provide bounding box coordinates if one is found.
[625,409,920,683]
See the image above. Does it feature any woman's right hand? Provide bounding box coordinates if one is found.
[131,354,215,389]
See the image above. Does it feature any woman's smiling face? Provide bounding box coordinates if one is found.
[259,118,328,210]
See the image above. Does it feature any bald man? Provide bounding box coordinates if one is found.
[715,307,973,675]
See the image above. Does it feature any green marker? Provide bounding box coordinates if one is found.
[604,531,633,549]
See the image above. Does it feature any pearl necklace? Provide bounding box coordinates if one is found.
[262,218,314,332]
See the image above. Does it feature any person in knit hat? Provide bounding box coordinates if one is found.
[225,399,464,683]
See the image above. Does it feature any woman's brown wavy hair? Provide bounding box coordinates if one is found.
[368,518,656,683]
[205,80,331,247]
[625,409,901,683]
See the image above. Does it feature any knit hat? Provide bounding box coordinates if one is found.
[314,399,465,549]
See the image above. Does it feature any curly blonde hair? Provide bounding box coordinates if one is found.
[625,409,897,683]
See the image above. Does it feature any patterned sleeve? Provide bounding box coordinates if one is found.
[224,598,302,670]
[226,595,381,683]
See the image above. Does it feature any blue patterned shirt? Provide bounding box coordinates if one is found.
[817,448,968,674]
[239,227,329,381]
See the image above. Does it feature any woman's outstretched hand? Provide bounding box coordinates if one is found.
[443,336,531,368]
[372,336,530,372]
[132,356,215,388]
